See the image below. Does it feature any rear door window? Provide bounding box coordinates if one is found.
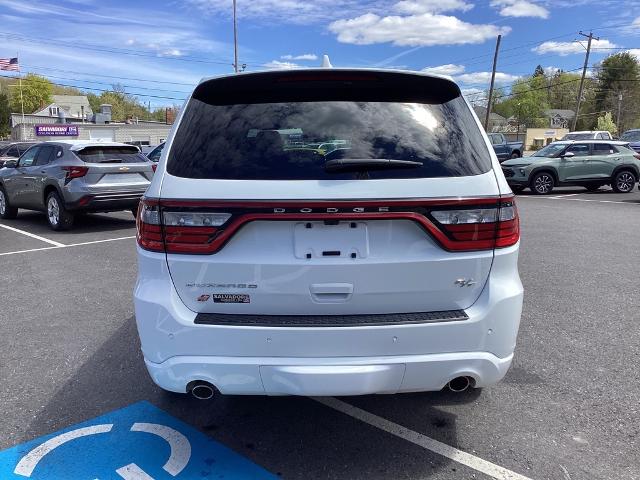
[592,143,615,154]
[168,72,492,180]
[75,146,148,163]
[35,146,58,166]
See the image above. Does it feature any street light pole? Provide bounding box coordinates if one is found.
[233,0,239,73]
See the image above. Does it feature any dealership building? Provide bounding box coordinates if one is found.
[10,95,172,146]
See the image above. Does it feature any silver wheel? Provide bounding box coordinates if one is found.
[48,195,60,226]
[616,172,635,193]
[0,190,5,216]
[533,173,553,194]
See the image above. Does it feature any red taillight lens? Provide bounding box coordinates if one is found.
[430,198,519,250]
[61,166,88,179]
[137,197,519,255]
[151,163,157,173]
[136,199,164,252]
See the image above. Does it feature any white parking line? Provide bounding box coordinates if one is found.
[547,193,580,199]
[0,235,136,256]
[314,397,533,480]
[0,223,66,247]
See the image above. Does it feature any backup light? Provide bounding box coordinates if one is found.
[163,212,231,227]
[431,208,498,224]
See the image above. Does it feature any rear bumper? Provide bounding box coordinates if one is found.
[67,191,145,212]
[145,351,513,395]
[134,244,523,395]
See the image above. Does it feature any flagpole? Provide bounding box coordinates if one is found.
[17,54,25,140]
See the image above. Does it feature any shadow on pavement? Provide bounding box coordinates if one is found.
[23,317,467,479]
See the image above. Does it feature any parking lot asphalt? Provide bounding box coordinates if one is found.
[1,187,639,480]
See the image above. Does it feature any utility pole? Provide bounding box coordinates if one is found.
[484,34,502,132]
[573,31,598,131]
[616,92,623,131]
[233,0,239,73]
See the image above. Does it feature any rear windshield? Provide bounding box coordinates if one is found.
[168,73,491,180]
[562,133,594,140]
[75,146,148,163]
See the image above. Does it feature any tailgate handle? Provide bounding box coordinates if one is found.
[309,283,353,303]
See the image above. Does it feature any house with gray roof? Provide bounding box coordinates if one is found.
[33,95,93,120]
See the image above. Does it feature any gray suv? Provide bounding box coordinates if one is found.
[0,141,154,230]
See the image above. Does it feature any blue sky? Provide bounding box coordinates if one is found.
[1,0,640,108]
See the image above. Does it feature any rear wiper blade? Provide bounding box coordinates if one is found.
[324,158,423,172]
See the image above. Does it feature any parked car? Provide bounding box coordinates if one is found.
[0,141,154,230]
[619,129,640,153]
[488,133,523,161]
[140,145,158,155]
[561,131,613,141]
[0,142,37,168]
[145,142,164,162]
[134,69,523,398]
[501,140,640,194]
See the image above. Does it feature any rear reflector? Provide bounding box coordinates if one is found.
[136,197,520,254]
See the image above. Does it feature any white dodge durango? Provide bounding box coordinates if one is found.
[134,69,523,398]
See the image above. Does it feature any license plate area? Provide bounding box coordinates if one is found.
[294,221,369,259]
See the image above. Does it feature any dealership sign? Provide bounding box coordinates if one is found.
[34,124,79,136]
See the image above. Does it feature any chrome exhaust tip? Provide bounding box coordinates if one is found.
[447,376,472,392]
[190,381,216,400]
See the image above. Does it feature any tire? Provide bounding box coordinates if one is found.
[585,184,601,192]
[511,185,525,194]
[0,186,18,219]
[510,151,521,159]
[530,171,554,195]
[611,170,636,193]
[46,191,74,230]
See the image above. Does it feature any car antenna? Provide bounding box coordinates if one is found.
[321,55,333,68]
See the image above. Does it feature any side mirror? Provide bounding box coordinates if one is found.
[3,160,17,168]
[560,151,575,159]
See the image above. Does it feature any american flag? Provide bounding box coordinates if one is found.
[0,57,19,71]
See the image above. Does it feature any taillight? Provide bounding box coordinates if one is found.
[430,198,519,250]
[136,199,164,252]
[61,166,88,180]
[136,197,519,255]
[151,163,157,173]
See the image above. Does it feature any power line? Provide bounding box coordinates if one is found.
[0,73,186,102]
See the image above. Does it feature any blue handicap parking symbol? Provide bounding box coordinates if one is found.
[0,401,278,479]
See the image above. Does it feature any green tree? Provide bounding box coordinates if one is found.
[596,111,617,135]
[494,75,549,128]
[9,74,53,113]
[0,91,10,138]
[86,85,149,122]
[533,65,545,77]
[594,52,640,133]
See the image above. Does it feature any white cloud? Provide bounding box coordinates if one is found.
[491,0,549,19]
[394,0,473,14]
[281,53,318,61]
[422,64,466,76]
[543,66,561,75]
[329,12,510,47]
[455,71,521,85]
[627,49,640,61]
[533,39,618,56]
[185,0,394,25]
[262,60,301,70]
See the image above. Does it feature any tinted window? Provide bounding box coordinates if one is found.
[592,143,615,154]
[563,133,593,140]
[148,143,164,162]
[35,146,57,166]
[5,146,19,158]
[169,98,491,180]
[620,130,640,141]
[566,144,590,155]
[75,146,148,163]
[18,147,39,167]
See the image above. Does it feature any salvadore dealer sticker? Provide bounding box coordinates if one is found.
[212,294,250,303]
